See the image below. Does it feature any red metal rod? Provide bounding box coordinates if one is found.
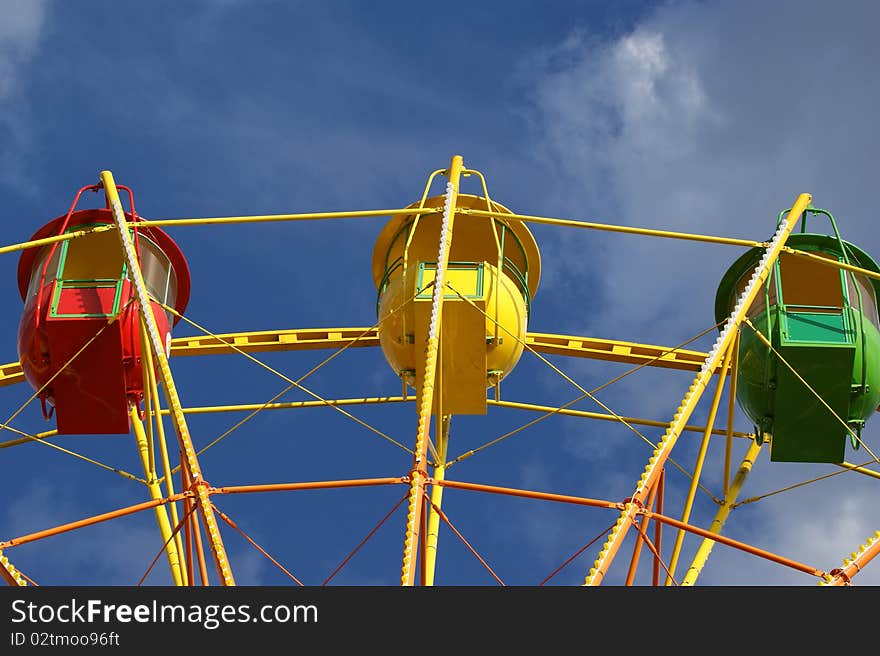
[653,469,665,586]
[32,184,100,342]
[323,492,410,586]
[183,458,209,586]
[181,453,194,586]
[115,184,140,264]
[0,566,21,586]
[539,522,617,586]
[18,571,38,586]
[427,496,504,585]
[419,499,428,587]
[625,478,660,585]
[137,501,198,586]
[632,513,677,586]
[212,504,303,586]
[190,510,210,586]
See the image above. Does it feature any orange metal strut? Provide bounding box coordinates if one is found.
[437,479,621,510]
[0,492,191,550]
[214,477,408,496]
[643,509,826,579]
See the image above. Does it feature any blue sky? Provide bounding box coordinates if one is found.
[1,0,879,586]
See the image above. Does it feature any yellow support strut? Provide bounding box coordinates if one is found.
[424,414,451,586]
[140,318,188,585]
[102,170,235,585]
[128,404,185,586]
[682,438,762,585]
[664,340,734,584]
[723,331,740,493]
[400,155,463,586]
[584,192,812,586]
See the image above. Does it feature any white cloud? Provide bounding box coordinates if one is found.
[0,0,46,95]
[525,1,880,342]
[4,480,177,585]
[521,0,880,585]
[0,0,48,190]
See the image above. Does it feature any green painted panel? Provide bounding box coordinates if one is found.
[717,232,880,464]
[734,308,777,429]
[849,319,880,420]
[770,343,854,463]
[782,310,851,345]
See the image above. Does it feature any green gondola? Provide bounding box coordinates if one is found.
[715,207,880,463]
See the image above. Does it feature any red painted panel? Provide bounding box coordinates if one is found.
[55,286,117,316]
[45,317,129,435]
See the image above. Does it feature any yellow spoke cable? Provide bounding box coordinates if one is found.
[0,301,146,484]
[442,282,721,502]
[0,224,113,256]
[2,311,118,428]
[159,305,411,457]
[0,428,58,449]
[743,319,880,463]
[448,320,728,467]
[156,283,441,465]
[734,458,880,507]
[725,320,880,506]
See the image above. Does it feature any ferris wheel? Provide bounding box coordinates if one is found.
[0,155,878,587]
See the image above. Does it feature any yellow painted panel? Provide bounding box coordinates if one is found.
[62,229,124,280]
[418,263,483,299]
[413,296,488,415]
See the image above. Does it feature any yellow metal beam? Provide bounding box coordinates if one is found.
[129,405,185,586]
[584,192,813,586]
[400,155,464,586]
[156,396,752,440]
[164,396,408,415]
[490,399,752,439]
[0,224,114,256]
[460,207,763,248]
[130,207,439,229]
[523,332,715,372]
[170,328,719,372]
[681,439,762,585]
[0,362,25,388]
[0,329,720,390]
[141,318,188,585]
[0,428,58,449]
[839,461,880,481]
[424,414,450,585]
[665,339,734,584]
[169,327,380,357]
[102,170,235,586]
[723,332,740,493]
[781,245,880,282]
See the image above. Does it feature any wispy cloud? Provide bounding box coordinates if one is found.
[5,480,177,585]
[522,1,880,342]
[517,0,880,584]
[0,0,48,191]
